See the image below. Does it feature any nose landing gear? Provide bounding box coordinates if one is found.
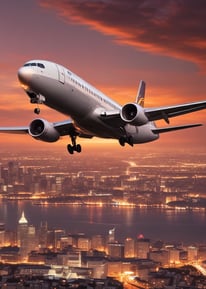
[34,107,40,114]
[28,93,45,115]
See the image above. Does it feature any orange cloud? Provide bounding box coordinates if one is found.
[40,0,206,71]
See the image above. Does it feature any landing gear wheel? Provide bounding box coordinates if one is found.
[119,137,126,147]
[127,136,134,147]
[119,136,133,147]
[76,144,82,153]
[67,132,82,155]
[34,107,40,114]
[67,144,74,154]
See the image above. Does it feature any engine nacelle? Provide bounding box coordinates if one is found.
[120,103,148,126]
[29,118,60,142]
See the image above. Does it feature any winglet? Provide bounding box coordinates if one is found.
[136,80,146,107]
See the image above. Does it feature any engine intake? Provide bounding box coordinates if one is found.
[120,103,148,126]
[29,118,60,142]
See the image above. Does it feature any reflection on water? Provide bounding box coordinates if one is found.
[0,200,206,244]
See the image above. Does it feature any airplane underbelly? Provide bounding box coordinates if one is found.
[74,117,122,139]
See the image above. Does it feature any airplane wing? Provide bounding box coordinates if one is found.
[0,126,29,134]
[152,123,202,134]
[0,119,93,138]
[100,101,206,126]
[145,100,206,123]
[53,120,76,136]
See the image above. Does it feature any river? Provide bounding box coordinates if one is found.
[0,200,206,244]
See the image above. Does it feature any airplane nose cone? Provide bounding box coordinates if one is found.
[18,67,33,86]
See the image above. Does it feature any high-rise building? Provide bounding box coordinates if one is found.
[108,228,115,243]
[8,161,19,184]
[27,225,38,254]
[17,211,29,261]
[168,248,180,264]
[91,234,106,251]
[38,221,48,250]
[17,211,38,261]
[124,238,136,258]
[149,250,169,266]
[136,236,150,259]
[0,223,5,247]
[77,236,91,251]
[108,242,124,258]
[187,246,198,262]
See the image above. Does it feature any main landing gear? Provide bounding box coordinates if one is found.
[119,136,134,147]
[67,135,82,154]
[29,94,45,115]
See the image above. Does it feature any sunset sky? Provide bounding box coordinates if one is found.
[0,0,206,153]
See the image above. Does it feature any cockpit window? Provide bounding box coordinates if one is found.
[37,63,45,68]
[23,62,45,69]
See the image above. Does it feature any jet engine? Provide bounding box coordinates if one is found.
[29,118,60,142]
[120,103,148,126]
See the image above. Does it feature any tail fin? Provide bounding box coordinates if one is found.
[136,80,146,107]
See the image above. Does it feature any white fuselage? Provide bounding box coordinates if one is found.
[18,60,159,143]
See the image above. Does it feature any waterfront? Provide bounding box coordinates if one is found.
[1,200,206,244]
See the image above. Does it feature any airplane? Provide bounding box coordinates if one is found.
[0,59,206,154]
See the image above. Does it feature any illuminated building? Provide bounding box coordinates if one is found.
[0,246,19,262]
[0,223,5,247]
[108,242,124,258]
[8,161,19,184]
[46,229,65,250]
[108,228,115,243]
[149,250,169,266]
[17,211,38,261]
[17,211,29,260]
[87,258,107,278]
[136,236,150,259]
[168,248,180,264]
[38,221,48,250]
[77,236,91,251]
[59,236,72,250]
[27,225,38,254]
[4,230,17,246]
[91,234,106,251]
[187,246,198,262]
[107,261,122,277]
[124,238,135,258]
[65,250,81,267]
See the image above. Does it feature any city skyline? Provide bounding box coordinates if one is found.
[0,150,206,286]
[0,1,206,152]
[0,150,205,244]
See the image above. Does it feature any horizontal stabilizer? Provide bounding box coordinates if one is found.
[152,123,202,134]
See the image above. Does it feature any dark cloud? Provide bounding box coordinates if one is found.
[40,0,206,69]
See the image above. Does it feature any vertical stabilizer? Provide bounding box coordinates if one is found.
[136,80,146,107]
